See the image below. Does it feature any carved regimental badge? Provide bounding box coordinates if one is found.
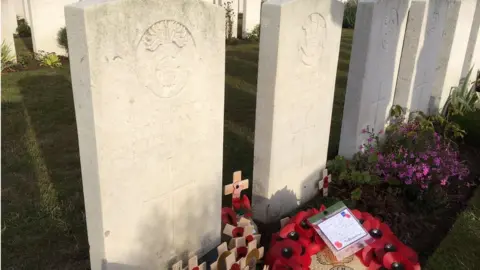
[136,20,196,98]
[299,13,327,67]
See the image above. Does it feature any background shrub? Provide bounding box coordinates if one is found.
[343,0,357,29]
[16,19,31,37]
[451,110,480,148]
[57,27,68,54]
[246,24,260,41]
[2,41,16,72]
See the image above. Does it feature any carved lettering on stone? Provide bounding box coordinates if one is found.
[136,20,196,98]
[381,8,399,51]
[299,13,327,67]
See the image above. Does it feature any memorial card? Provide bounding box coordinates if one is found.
[308,202,372,260]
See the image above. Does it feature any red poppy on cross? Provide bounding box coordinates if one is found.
[225,171,249,199]
[318,169,332,196]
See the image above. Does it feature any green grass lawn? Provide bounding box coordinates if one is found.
[426,188,480,269]
[1,29,353,269]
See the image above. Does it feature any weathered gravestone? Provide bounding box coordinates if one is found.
[393,0,428,112]
[28,0,77,55]
[252,0,345,223]
[411,0,476,113]
[65,0,225,269]
[242,0,261,38]
[339,0,411,158]
[1,0,17,61]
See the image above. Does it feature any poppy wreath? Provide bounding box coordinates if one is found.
[352,209,421,270]
[265,205,327,269]
[232,194,252,217]
[266,207,420,270]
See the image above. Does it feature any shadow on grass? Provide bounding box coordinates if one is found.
[222,42,259,205]
[1,70,89,269]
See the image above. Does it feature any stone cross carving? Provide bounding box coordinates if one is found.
[224,171,249,199]
[318,169,332,196]
[172,255,206,270]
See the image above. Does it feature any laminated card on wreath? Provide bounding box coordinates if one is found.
[307,202,373,261]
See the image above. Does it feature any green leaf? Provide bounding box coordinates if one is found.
[351,187,362,201]
[387,178,402,186]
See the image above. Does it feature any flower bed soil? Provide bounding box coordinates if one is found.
[2,56,69,74]
[255,143,480,267]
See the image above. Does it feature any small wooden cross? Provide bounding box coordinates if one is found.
[210,242,237,270]
[318,169,332,196]
[172,255,206,270]
[234,239,265,270]
[224,171,249,199]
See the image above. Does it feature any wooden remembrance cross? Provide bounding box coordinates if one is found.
[224,171,249,201]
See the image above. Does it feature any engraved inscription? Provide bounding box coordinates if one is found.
[426,9,439,37]
[299,13,327,66]
[381,8,399,51]
[136,20,196,98]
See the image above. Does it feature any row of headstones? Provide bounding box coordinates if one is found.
[0,0,262,59]
[340,0,480,157]
[62,0,479,269]
[1,0,78,57]
[211,0,262,38]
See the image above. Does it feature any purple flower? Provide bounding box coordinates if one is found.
[440,178,447,186]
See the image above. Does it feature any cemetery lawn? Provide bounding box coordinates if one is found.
[426,187,480,269]
[1,30,354,269]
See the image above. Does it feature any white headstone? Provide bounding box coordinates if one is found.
[1,0,17,61]
[65,0,225,269]
[239,0,244,14]
[252,0,345,223]
[242,0,261,38]
[339,0,411,158]
[28,0,77,55]
[461,0,480,84]
[23,0,31,24]
[393,0,428,112]
[14,0,25,18]
[412,0,476,113]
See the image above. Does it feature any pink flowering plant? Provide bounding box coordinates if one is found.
[362,123,469,189]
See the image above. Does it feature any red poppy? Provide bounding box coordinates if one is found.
[279,223,325,256]
[230,264,241,270]
[290,211,316,238]
[192,267,199,270]
[366,259,384,270]
[375,240,418,267]
[232,195,252,217]
[236,246,249,259]
[271,259,302,270]
[231,227,245,238]
[222,207,237,226]
[245,235,255,244]
[265,238,311,270]
[318,204,326,212]
[351,209,374,225]
[356,245,376,266]
[322,176,329,188]
[383,251,421,270]
[363,218,393,246]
